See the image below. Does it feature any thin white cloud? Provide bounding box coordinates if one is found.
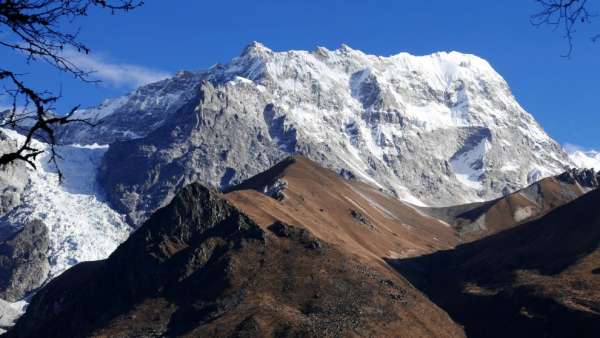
[563,143,585,154]
[62,49,171,89]
[563,143,598,154]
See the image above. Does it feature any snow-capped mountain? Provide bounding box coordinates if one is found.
[1,42,598,333]
[0,42,576,295]
[56,42,571,224]
[57,70,203,144]
[567,147,600,171]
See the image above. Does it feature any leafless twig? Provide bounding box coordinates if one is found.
[0,0,143,179]
[531,0,598,57]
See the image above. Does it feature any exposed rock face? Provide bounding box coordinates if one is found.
[96,81,289,224]
[556,168,600,190]
[56,71,204,145]
[72,43,571,226]
[0,131,29,218]
[6,182,464,338]
[0,220,49,302]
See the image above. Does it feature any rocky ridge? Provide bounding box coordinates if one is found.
[422,167,600,239]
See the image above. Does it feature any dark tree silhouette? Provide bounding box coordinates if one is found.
[0,0,142,180]
[531,0,599,56]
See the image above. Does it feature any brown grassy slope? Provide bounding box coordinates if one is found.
[225,155,460,263]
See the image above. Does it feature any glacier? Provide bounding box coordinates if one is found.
[0,128,131,280]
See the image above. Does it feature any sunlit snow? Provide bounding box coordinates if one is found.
[567,148,600,171]
[0,129,131,278]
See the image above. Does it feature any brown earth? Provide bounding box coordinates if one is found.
[225,156,460,262]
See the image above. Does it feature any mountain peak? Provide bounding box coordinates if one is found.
[338,43,353,52]
[240,41,272,58]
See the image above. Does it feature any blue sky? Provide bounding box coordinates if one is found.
[2,0,599,149]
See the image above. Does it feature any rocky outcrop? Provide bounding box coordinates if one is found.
[0,130,29,218]
[0,220,49,302]
[556,168,600,190]
[56,71,204,145]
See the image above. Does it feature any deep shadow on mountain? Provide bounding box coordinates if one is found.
[388,188,600,338]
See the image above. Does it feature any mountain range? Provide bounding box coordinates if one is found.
[0,43,598,337]
[57,42,573,224]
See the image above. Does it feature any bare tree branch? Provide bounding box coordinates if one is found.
[531,0,598,57]
[0,0,143,179]
[0,69,97,180]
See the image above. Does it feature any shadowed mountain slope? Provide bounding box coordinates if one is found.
[390,188,600,338]
[5,181,464,338]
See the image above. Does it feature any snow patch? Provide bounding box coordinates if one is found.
[0,299,26,333]
[513,206,536,222]
[500,162,520,172]
[566,146,600,171]
[450,138,491,190]
[230,76,254,85]
[527,168,544,184]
